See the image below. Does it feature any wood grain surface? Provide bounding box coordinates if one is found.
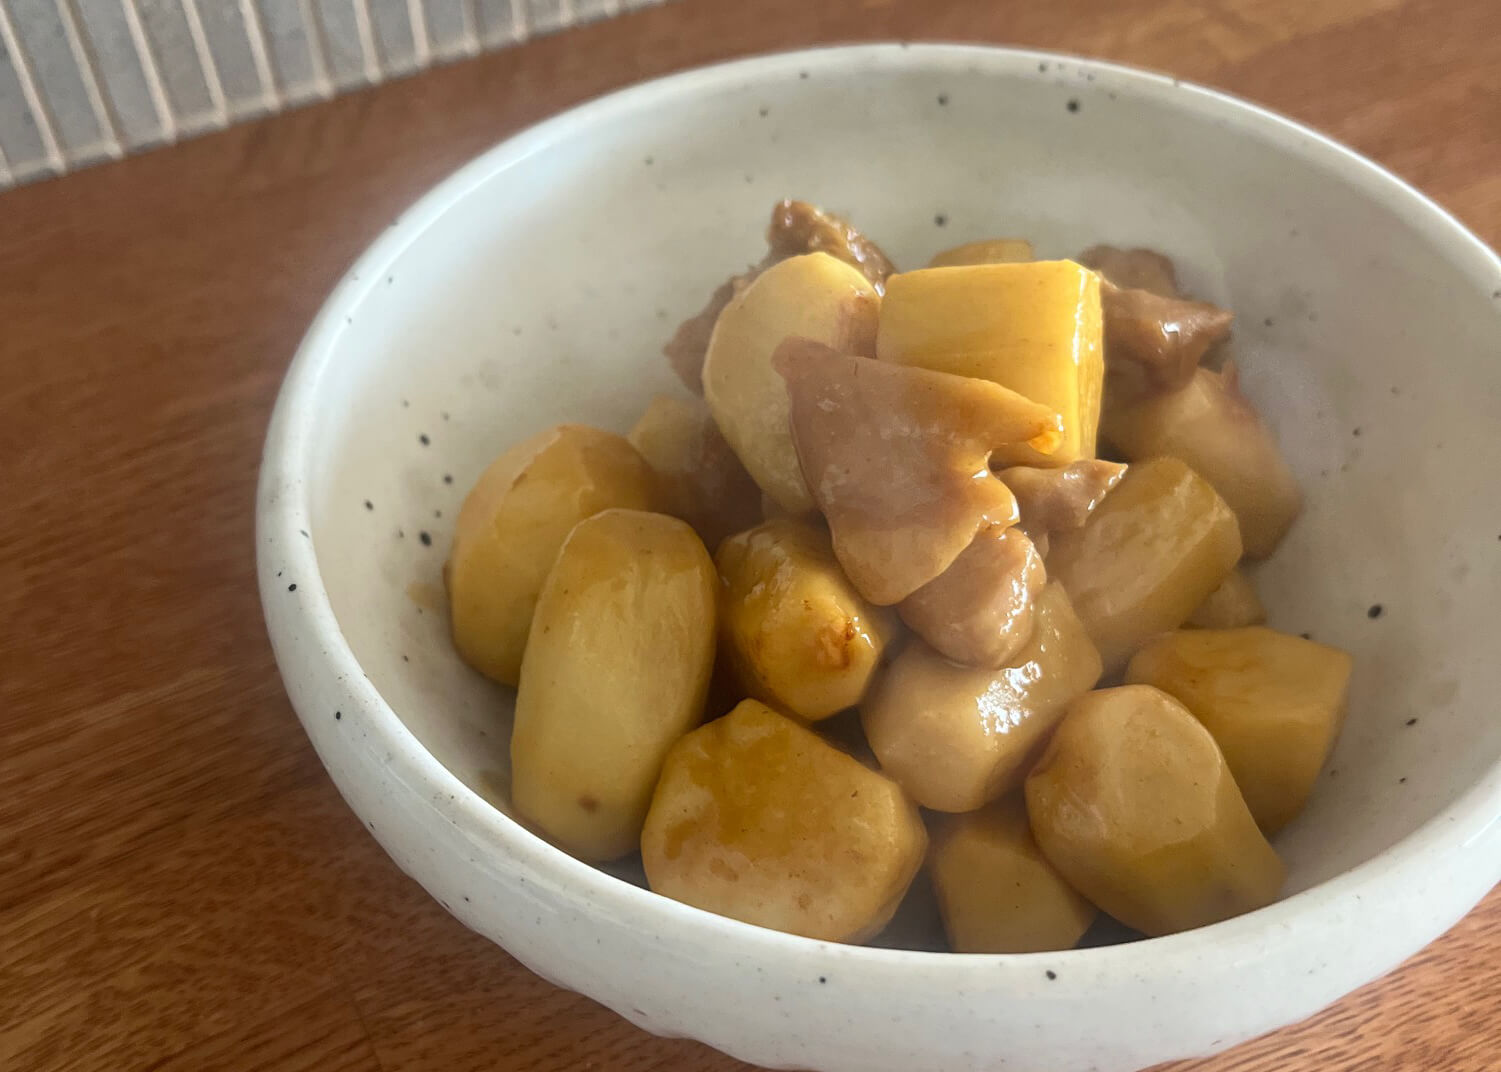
[1,0,1498,1068]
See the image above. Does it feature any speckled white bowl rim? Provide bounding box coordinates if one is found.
[258,43,1501,1068]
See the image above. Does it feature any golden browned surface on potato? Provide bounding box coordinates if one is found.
[510,509,717,861]
[877,261,1104,462]
[897,526,1044,668]
[929,796,1097,953]
[1047,456,1242,672]
[1077,245,1181,298]
[1026,685,1285,937]
[641,700,926,942]
[447,424,658,685]
[1103,363,1302,558]
[716,518,895,720]
[702,253,880,514]
[1100,279,1235,397]
[997,459,1128,536]
[1126,628,1354,833]
[862,583,1102,812]
[628,394,761,552]
[926,238,1034,267]
[777,339,1061,605]
[1186,568,1267,629]
[766,199,896,290]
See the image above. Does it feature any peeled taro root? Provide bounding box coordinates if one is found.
[775,338,1062,605]
[863,583,1102,813]
[927,238,1034,267]
[1102,362,1301,559]
[628,394,762,551]
[877,260,1104,464]
[701,253,880,514]
[1025,684,1285,936]
[663,200,894,392]
[1186,568,1266,629]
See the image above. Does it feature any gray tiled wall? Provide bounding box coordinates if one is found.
[0,0,666,190]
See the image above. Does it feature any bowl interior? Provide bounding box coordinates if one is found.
[302,48,1501,922]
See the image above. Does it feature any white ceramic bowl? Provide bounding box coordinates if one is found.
[257,44,1501,1072]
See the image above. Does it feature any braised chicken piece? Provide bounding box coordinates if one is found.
[766,199,896,291]
[627,394,761,550]
[664,201,894,391]
[863,583,1102,813]
[775,338,1061,605]
[898,525,1046,668]
[1078,245,1181,298]
[997,459,1128,536]
[1101,280,1235,397]
[1082,245,1235,398]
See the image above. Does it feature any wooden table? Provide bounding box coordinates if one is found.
[2,0,1497,1068]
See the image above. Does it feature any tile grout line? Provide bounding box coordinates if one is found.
[0,0,65,174]
[406,0,430,68]
[120,0,178,144]
[352,0,382,85]
[297,0,335,100]
[240,0,283,113]
[180,0,228,127]
[55,0,124,159]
